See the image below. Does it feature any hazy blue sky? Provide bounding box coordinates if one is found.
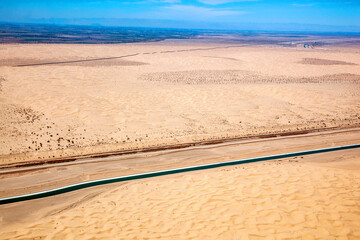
[1,0,359,31]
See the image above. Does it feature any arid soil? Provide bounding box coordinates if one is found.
[1,145,359,239]
[299,58,358,65]
[0,40,359,165]
[0,38,360,240]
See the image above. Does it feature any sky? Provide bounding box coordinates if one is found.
[0,0,360,31]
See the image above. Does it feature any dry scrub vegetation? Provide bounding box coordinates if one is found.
[142,70,360,84]
[0,42,359,164]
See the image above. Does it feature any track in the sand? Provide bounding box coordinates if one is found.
[14,45,245,67]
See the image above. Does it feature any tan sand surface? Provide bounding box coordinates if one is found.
[299,58,357,66]
[1,147,359,240]
[0,41,360,164]
[1,129,359,198]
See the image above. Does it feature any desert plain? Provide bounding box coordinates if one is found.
[0,37,360,164]
[0,32,360,239]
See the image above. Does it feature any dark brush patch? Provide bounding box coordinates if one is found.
[0,77,4,92]
[141,70,360,85]
[299,58,357,66]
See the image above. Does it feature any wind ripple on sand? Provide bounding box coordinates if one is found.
[1,160,360,239]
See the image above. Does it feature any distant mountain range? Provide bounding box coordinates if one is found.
[3,18,360,33]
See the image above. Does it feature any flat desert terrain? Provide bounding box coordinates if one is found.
[0,39,360,165]
[0,33,360,240]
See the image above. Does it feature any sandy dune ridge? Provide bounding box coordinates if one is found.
[0,39,360,239]
[0,148,359,239]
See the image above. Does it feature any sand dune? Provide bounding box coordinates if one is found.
[0,41,360,164]
[1,148,359,239]
[0,40,360,239]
